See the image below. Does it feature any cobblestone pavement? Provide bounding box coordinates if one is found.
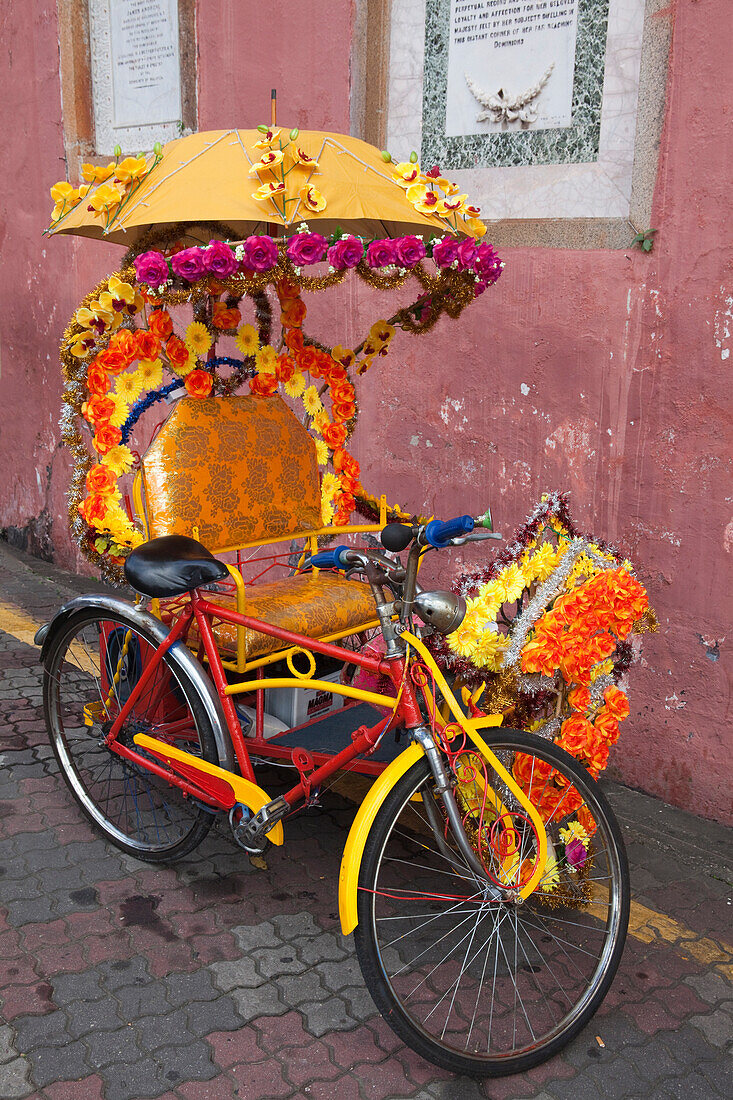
[0,541,731,1100]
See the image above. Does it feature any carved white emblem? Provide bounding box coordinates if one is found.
[465,64,555,127]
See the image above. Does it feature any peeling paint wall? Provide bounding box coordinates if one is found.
[0,1,730,822]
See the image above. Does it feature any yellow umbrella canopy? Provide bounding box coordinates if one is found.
[46,128,485,246]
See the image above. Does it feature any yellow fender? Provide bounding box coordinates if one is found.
[339,741,424,935]
[133,733,284,845]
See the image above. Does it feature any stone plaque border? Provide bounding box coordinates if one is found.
[422,0,610,169]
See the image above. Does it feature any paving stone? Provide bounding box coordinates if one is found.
[299,995,355,1037]
[25,1039,90,1088]
[0,1056,34,1098]
[50,970,106,1007]
[101,1058,170,1100]
[135,1007,192,1052]
[314,956,363,992]
[164,969,220,1006]
[229,983,289,1022]
[153,1040,218,1086]
[684,971,733,1005]
[184,995,243,1038]
[688,1007,733,1048]
[276,969,329,1007]
[0,1024,18,1064]
[270,912,321,940]
[12,1010,69,1052]
[83,1026,142,1069]
[209,956,264,992]
[97,957,151,991]
[255,946,307,981]
[296,930,348,966]
[114,979,171,1018]
[229,1057,293,1098]
[229,921,280,953]
[63,996,124,1039]
[205,1025,265,1068]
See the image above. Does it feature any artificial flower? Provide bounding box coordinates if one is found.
[101,444,135,477]
[395,236,426,268]
[134,357,163,389]
[366,239,398,268]
[327,236,364,270]
[87,183,124,216]
[184,369,213,398]
[294,148,319,166]
[147,310,174,339]
[134,330,161,362]
[255,345,278,374]
[275,353,295,384]
[281,297,307,328]
[392,162,422,188]
[235,324,260,356]
[603,686,630,722]
[82,393,115,426]
[81,162,116,185]
[251,181,286,202]
[134,251,169,289]
[184,322,212,356]
[69,332,97,359]
[300,185,326,213]
[249,373,278,397]
[283,371,306,398]
[106,392,130,428]
[406,183,443,215]
[331,345,355,370]
[465,217,487,238]
[254,128,281,148]
[249,150,284,174]
[78,493,111,528]
[171,248,207,282]
[165,335,190,371]
[86,464,118,496]
[115,372,142,403]
[432,237,460,268]
[114,156,148,183]
[92,424,122,454]
[240,235,279,272]
[107,275,139,312]
[204,241,238,279]
[314,438,329,466]
[212,303,242,329]
[286,232,328,266]
[302,385,323,417]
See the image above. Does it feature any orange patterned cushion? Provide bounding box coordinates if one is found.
[142,395,322,548]
[191,573,378,660]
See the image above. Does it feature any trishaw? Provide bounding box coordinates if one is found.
[37,121,655,1076]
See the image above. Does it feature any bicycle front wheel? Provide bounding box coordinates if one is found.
[354,728,629,1077]
[43,607,219,861]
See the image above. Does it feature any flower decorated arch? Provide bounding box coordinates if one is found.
[59,212,503,582]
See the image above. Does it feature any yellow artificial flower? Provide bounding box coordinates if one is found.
[254,128,281,149]
[184,322,212,356]
[171,349,196,377]
[101,445,135,477]
[76,301,117,334]
[248,150,285,174]
[68,332,96,358]
[134,357,163,389]
[495,563,526,605]
[465,217,487,238]
[107,275,138,309]
[107,393,130,429]
[255,345,278,374]
[49,181,81,222]
[302,385,323,417]
[114,156,148,183]
[283,371,306,398]
[116,372,143,403]
[81,163,115,185]
[300,185,326,212]
[251,181,286,202]
[331,345,355,370]
[436,177,461,196]
[314,438,329,466]
[392,162,423,188]
[294,148,319,167]
[311,409,329,434]
[446,621,481,659]
[559,822,590,850]
[369,320,396,347]
[531,543,560,583]
[590,658,614,683]
[440,193,468,214]
[473,627,502,667]
[235,324,259,356]
[321,494,335,526]
[321,473,340,499]
[406,183,444,216]
[539,853,560,893]
[87,183,124,215]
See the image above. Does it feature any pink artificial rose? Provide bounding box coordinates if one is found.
[205,241,238,278]
[474,242,502,284]
[133,250,169,288]
[286,232,328,266]
[365,238,398,268]
[241,235,279,272]
[395,235,426,268]
[565,838,587,869]
[455,238,478,271]
[171,247,207,282]
[327,235,364,270]
[431,236,460,268]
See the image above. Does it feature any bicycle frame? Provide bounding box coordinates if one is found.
[103,584,549,902]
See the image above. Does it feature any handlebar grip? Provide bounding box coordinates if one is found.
[308,545,352,569]
[423,514,475,548]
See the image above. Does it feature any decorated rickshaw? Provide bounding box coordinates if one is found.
[37,116,656,1077]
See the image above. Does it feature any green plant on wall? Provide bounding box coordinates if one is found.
[632,228,657,252]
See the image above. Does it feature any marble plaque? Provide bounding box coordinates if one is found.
[447,1,579,136]
[110,0,181,129]
[423,0,608,168]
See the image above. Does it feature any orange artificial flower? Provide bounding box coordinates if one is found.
[557,713,595,757]
[603,685,630,722]
[78,494,110,526]
[148,310,174,339]
[165,335,190,370]
[110,328,137,363]
[86,465,118,495]
[322,422,348,450]
[277,278,301,301]
[86,364,110,395]
[332,400,356,423]
[93,424,122,454]
[82,394,115,426]
[281,298,307,328]
[285,327,305,353]
[94,348,128,376]
[297,345,321,377]
[184,369,213,398]
[212,302,241,330]
[249,373,278,397]
[593,708,621,745]
[135,330,161,362]
[568,686,591,713]
[275,353,295,383]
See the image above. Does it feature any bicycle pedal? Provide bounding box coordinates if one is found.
[234,795,289,852]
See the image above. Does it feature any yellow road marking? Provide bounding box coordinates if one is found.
[0,600,43,646]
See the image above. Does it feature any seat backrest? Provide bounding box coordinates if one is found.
[141,394,322,549]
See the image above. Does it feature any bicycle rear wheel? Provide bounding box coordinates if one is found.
[354,728,629,1077]
[43,607,219,861]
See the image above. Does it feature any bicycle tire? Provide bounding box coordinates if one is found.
[354,728,629,1077]
[43,606,219,861]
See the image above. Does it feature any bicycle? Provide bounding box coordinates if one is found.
[37,511,629,1078]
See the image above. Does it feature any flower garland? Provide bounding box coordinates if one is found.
[427,493,658,838]
[58,216,502,581]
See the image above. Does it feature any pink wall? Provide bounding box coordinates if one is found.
[0,2,730,821]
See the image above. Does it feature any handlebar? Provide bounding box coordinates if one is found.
[307,545,353,570]
[422,515,474,548]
